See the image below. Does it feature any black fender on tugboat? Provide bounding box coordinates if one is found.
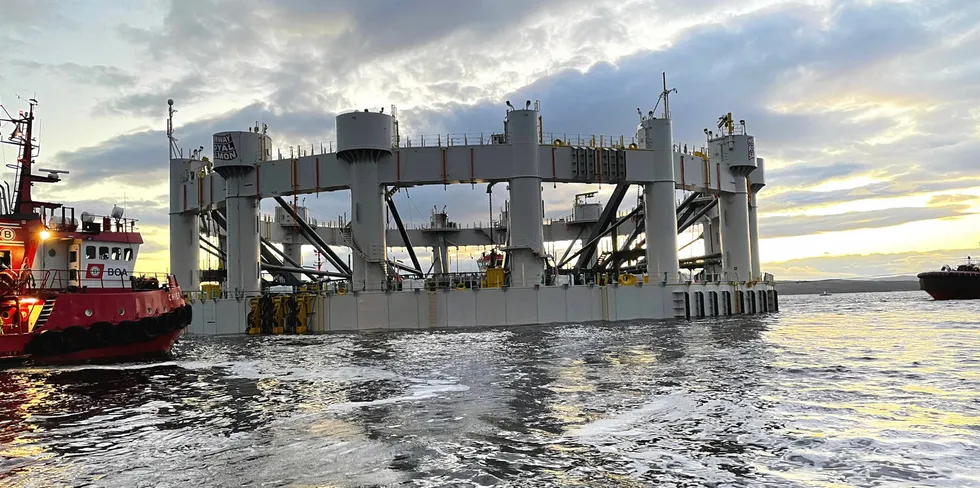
[117,320,148,344]
[62,326,94,352]
[141,316,166,338]
[164,311,182,332]
[180,305,192,327]
[89,321,118,346]
[26,330,64,357]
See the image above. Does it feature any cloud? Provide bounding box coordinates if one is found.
[763,161,871,188]
[759,204,975,238]
[23,0,980,279]
[760,175,980,209]
[47,102,338,189]
[0,1,70,48]
[97,74,209,118]
[9,61,137,87]
[927,193,979,207]
[765,247,978,280]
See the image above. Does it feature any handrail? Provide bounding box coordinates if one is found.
[0,268,179,295]
[264,131,645,156]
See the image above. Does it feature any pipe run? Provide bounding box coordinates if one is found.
[260,263,350,278]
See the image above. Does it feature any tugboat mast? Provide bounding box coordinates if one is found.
[14,100,37,215]
[0,98,39,216]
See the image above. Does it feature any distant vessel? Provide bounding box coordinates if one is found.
[819,291,832,296]
[917,255,980,300]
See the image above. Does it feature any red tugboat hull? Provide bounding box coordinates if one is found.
[0,289,192,365]
[1,328,183,365]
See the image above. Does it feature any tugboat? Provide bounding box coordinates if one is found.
[0,98,191,364]
[917,255,980,300]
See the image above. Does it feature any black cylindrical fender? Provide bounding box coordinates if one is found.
[165,311,182,331]
[26,330,64,357]
[141,316,165,338]
[89,321,118,346]
[62,326,94,352]
[118,320,147,344]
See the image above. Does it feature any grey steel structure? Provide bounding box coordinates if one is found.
[170,87,777,335]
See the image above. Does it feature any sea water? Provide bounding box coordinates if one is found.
[1,291,977,487]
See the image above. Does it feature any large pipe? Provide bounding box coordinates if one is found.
[677,198,718,234]
[385,194,423,277]
[558,206,641,268]
[573,183,629,271]
[261,237,304,270]
[257,240,305,285]
[261,263,349,278]
[200,236,226,258]
[273,196,351,276]
[388,259,422,276]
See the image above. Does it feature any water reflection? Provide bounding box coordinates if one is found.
[0,291,976,487]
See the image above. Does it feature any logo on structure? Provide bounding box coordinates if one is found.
[86,263,104,278]
[0,228,14,241]
[747,136,755,160]
[213,133,238,161]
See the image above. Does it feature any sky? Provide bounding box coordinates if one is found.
[1,0,978,281]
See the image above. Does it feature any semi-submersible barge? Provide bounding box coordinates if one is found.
[170,80,779,335]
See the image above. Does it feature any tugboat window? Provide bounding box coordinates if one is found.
[99,246,109,259]
[123,248,133,261]
[86,245,96,259]
[69,250,77,263]
[111,247,121,260]
[0,250,9,269]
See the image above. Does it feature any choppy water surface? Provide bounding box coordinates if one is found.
[1,291,978,487]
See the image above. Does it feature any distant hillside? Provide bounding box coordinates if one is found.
[775,278,921,296]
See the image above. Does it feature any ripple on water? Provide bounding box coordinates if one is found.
[0,291,978,487]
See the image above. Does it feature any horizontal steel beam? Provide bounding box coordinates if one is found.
[176,146,738,213]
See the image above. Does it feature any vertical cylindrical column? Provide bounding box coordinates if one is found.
[336,110,394,291]
[168,157,200,291]
[639,118,680,283]
[349,161,387,290]
[283,242,304,281]
[505,109,545,286]
[225,191,260,293]
[748,157,766,281]
[710,133,757,283]
[211,130,268,295]
[720,178,751,282]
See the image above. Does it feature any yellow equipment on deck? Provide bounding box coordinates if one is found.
[484,268,505,288]
[201,283,221,299]
[246,292,315,335]
[618,274,638,286]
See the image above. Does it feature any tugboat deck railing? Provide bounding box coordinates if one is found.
[1,269,179,295]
